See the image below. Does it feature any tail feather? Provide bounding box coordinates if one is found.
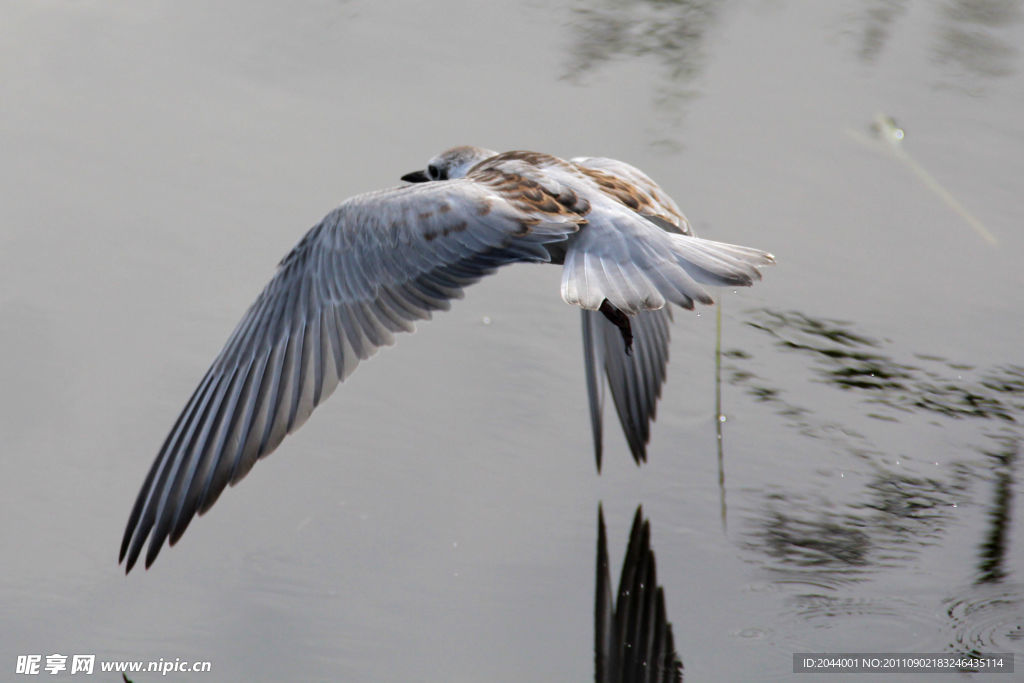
[561,218,773,314]
[668,234,774,288]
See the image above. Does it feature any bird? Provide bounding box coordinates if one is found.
[120,146,774,572]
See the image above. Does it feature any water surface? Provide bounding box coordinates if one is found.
[2,0,1023,680]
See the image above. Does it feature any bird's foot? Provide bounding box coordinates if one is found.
[599,300,633,355]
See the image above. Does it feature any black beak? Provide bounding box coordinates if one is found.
[401,170,430,183]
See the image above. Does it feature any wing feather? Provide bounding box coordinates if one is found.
[582,307,672,466]
[569,156,757,468]
[121,179,581,571]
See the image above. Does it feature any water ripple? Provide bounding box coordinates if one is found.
[943,584,1024,655]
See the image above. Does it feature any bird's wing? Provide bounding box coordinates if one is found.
[582,307,673,468]
[572,158,686,468]
[566,213,770,465]
[570,156,693,236]
[569,157,772,467]
[121,179,582,572]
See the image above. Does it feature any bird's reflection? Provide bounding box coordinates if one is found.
[595,505,683,683]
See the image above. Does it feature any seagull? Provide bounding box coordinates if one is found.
[120,146,773,572]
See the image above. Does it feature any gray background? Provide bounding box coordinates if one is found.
[2,1,1023,680]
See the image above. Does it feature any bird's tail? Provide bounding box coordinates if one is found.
[561,212,774,314]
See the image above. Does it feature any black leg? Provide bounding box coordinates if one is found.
[599,300,633,355]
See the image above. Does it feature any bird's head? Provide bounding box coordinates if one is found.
[401,145,498,183]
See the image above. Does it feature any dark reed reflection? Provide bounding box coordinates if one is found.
[851,0,911,64]
[726,307,1024,652]
[596,505,683,683]
[748,467,970,586]
[564,0,726,146]
[849,0,1022,84]
[976,434,1017,585]
[935,0,1022,80]
[735,309,1024,427]
[934,435,1024,657]
[731,309,1022,572]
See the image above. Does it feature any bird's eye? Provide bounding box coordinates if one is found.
[427,164,439,180]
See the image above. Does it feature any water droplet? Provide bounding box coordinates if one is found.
[481,316,492,325]
[718,414,727,423]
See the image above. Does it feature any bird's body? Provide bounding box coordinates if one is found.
[120,146,773,572]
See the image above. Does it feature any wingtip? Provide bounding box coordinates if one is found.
[144,542,162,571]
[633,504,645,525]
[119,533,138,573]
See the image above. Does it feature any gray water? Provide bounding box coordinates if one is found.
[2,1,1023,680]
